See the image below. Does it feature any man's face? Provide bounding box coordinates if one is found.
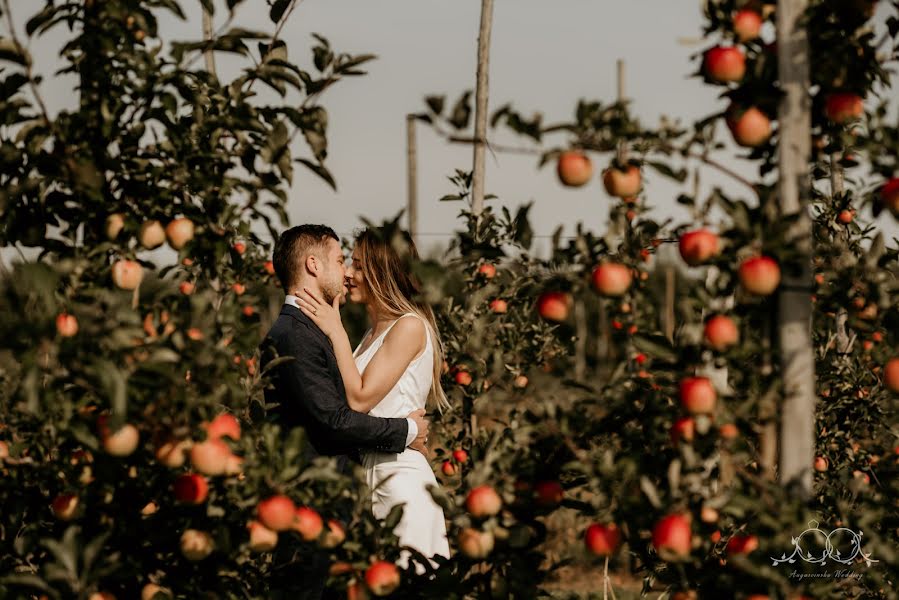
[317,238,348,305]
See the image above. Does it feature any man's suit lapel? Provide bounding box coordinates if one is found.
[280,304,337,360]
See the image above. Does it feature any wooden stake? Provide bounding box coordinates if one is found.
[202,7,216,76]
[775,0,815,500]
[406,115,418,245]
[470,0,494,216]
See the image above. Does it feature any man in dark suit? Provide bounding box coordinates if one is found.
[261,224,429,599]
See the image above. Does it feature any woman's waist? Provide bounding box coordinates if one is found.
[362,447,430,470]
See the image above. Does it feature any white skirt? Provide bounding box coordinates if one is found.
[363,449,450,569]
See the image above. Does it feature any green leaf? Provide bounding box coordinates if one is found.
[296,158,336,191]
[425,95,445,115]
[270,0,292,22]
[632,333,678,363]
[646,160,687,182]
[0,38,30,66]
[383,504,405,530]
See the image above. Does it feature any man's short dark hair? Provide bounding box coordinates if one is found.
[272,225,339,292]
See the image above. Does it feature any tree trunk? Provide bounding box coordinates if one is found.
[776,0,816,500]
[470,0,494,216]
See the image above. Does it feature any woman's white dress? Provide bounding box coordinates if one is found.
[353,313,450,566]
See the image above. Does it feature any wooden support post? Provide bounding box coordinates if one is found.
[406,115,418,245]
[775,0,816,500]
[470,0,494,217]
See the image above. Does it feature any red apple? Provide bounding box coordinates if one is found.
[242,305,256,317]
[139,220,165,249]
[155,439,190,468]
[880,178,899,217]
[513,375,529,389]
[111,260,144,290]
[680,377,717,415]
[602,164,642,198]
[205,413,241,441]
[0,441,8,460]
[726,105,772,147]
[105,213,125,240]
[365,560,400,596]
[489,299,508,314]
[718,423,740,440]
[264,260,276,275]
[537,291,572,322]
[316,520,345,550]
[739,256,781,295]
[458,527,495,559]
[454,370,472,386]
[703,46,746,83]
[584,523,620,556]
[884,357,899,393]
[180,528,214,561]
[190,439,231,476]
[671,416,695,446]
[233,242,246,255]
[178,281,195,295]
[248,520,278,552]
[733,9,763,42]
[678,229,720,266]
[141,584,171,600]
[56,313,79,337]
[534,480,563,507]
[700,506,719,524]
[442,460,457,476]
[824,92,864,124]
[186,327,204,341]
[814,456,829,472]
[477,263,496,279]
[101,422,140,457]
[703,315,739,351]
[837,209,855,224]
[293,506,324,542]
[173,473,208,504]
[726,534,759,555]
[652,513,692,560]
[51,494,78,520]
[556,151,594,187]
[231,282,246,295]
[347,581,370,600]
[453,449,469,464]
[165,218,195,250]
[591,262,632,296]
[466,485,502,518]
[257,495,297,531]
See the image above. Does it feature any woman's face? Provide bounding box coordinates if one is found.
[344,248,369,305]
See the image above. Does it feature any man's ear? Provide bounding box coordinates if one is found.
[304,254,318,277]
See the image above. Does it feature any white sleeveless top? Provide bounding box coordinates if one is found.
[353,313,433,419]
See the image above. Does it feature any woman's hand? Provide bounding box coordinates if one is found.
[295,287,343,339]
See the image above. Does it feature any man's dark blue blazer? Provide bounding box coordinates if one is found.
[260,303,409,468]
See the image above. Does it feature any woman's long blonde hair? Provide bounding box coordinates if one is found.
[354,227,450,413]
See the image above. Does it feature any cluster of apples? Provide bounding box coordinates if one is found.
[251,493,345,555]
[456,484,503,560]
[441,447,469,477]
[105,215,196,291]
[536,261,633,324]
[556,150,643,202]
[678,228,781,296]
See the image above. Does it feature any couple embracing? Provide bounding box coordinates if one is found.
[261,224,450,598]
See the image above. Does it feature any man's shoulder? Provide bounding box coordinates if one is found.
[264,308,326,352]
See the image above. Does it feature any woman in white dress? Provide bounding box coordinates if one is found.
[293,227,451,566]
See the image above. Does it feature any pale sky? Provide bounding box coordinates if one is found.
[9,0,899,259]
